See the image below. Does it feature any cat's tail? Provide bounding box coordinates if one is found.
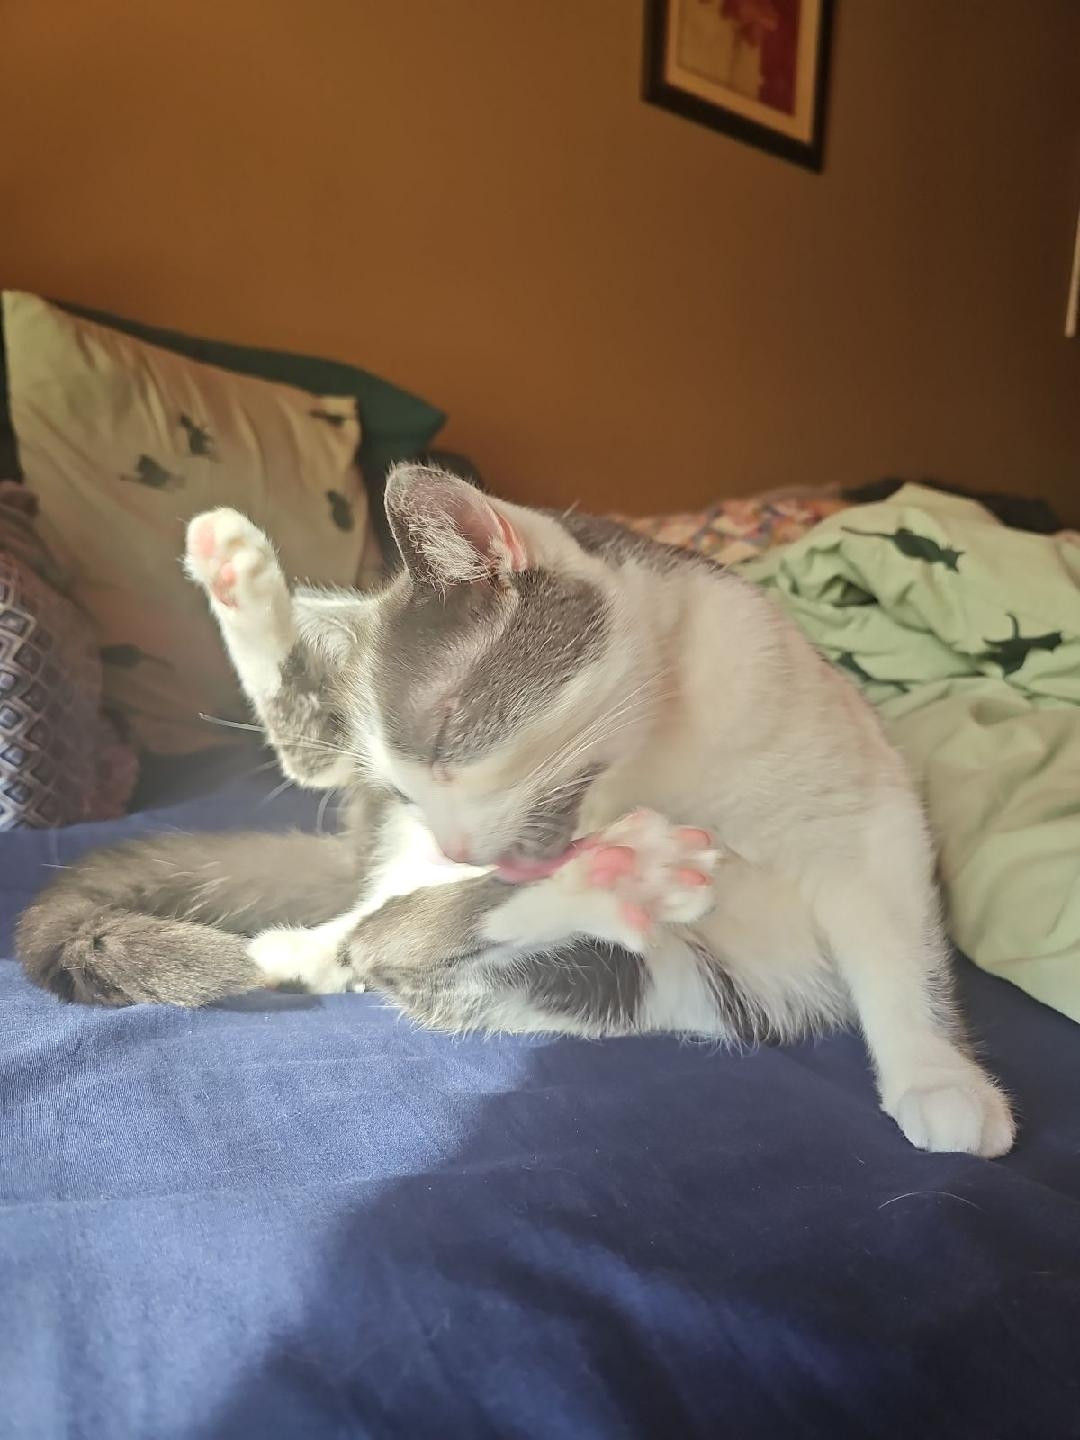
[16,829,360,1007]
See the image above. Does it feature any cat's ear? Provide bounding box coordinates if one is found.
[383,464,528,588]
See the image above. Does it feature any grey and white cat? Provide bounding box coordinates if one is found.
[17,465,1015,1157]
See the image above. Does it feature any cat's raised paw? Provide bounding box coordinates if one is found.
[184,508,284,613]
[575,809,718,934]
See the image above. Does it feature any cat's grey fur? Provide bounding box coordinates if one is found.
[17,464,1016,1155]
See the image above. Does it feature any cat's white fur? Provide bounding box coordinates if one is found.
[184,495,1015,1158]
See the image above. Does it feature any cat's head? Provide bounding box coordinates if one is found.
[358,465,646,876]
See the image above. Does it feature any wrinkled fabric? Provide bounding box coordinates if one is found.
[0,484,136,829]
[742,484,1080,1022]
[1,777,1079,1440]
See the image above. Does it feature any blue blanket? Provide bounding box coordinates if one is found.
[2,778,1079,1439]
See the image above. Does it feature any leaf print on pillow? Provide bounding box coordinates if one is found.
[178,413,218,460]
[326,489,355,532]
[119,455,184,490]
[100,643,174,672]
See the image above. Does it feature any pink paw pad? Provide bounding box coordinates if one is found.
[586,845,636,887]
[620,901,653,934]
[184,509,282,615]
[189,516,216,560]
[572,809,719,936]
[211,561,238,607]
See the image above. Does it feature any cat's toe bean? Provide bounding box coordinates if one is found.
[188,514,217,560]
[211,561,238,607]
[183,508,283,614]
[586,844,636,887]
[652,870,716,925]
[580,810,718,930]
[675,866,710,888]
[619,901,653,935]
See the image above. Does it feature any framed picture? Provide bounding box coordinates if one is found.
[642,0,833,172]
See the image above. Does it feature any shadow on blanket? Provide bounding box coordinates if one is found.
[205,968,1080,1440]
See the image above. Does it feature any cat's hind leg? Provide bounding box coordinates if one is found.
[17,829,362,1007]
[250,811,722,1035]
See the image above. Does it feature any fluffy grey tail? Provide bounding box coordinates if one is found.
[16,830,361,1007]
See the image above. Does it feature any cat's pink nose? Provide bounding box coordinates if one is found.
[441,838,471,865]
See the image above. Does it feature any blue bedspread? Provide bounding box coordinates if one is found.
[2,778,1079,1440]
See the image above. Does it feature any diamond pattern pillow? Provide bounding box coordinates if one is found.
[0,487,136,829]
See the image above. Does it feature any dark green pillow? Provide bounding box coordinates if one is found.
[0,297,445,553]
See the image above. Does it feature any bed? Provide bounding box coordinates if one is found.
[3,293,1080,1438]
[2,767,1080,1440]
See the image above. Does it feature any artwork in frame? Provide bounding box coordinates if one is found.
[642,0,833,172]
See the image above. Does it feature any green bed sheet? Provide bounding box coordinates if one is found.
[741,483,1080,1024]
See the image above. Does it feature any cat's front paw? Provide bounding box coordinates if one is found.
[184,508,285,615]
[887,1068,1016,1158]
[248,925,353,995]
[571,809,718,936]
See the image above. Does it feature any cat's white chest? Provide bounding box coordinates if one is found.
[365,808,488,913]
[578,765,684,837]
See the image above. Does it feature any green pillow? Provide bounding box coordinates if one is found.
[0,297,446,552]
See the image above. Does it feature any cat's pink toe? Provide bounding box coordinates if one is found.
[620,901,652,934]
[675,867,709,887]
[189,516,216,559]
[587,845,636,887]
[211,562,237,606]
[570,810,718,935]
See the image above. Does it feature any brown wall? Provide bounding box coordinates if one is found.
[2,1,1078,516]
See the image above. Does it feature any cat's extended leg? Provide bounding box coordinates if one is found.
[249,811,728,1035]
[184,508,367,788]
[814,808,1015,1158]
[17,829,363,1007]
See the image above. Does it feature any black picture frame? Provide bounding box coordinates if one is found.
[642,0,833,172]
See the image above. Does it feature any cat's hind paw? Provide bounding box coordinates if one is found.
[482,811,719,955]
[184,508,285,615]
[576,809,719,933]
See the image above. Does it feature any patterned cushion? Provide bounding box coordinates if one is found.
[0,490,136,828]
[4,291,374,753]
[612,492,852,566]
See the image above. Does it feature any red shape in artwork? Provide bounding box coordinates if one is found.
[720,0,801,116]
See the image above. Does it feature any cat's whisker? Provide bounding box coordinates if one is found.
[197,713,264,734]
[198,712,369,771]
[530,681,675,787]
[260,776,296,805]
[519,673,670,788]
[316,789,338,835]
[560,687,676,762]
[516,689,641,788]
[544,674,661,760]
